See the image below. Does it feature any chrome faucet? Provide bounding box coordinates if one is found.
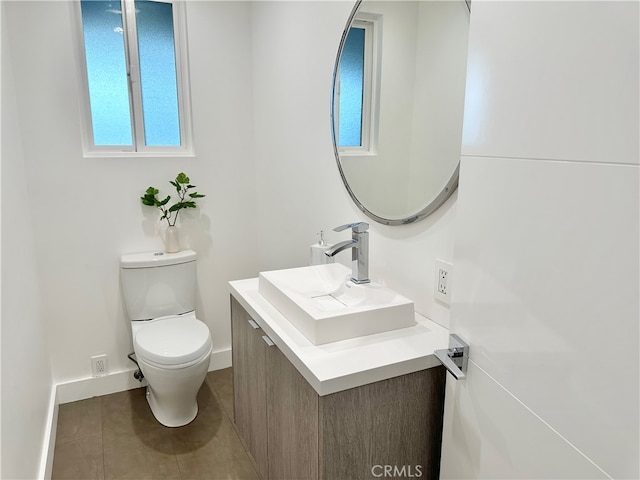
[324,222,370,284]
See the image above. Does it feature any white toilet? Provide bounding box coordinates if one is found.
[120,249,212,427]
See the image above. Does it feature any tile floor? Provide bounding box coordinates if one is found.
[51,368,259,480]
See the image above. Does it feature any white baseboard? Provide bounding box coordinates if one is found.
[57,346,232,405]
[209,346,232,371]
[39,386,59,480]
[57,368,147,405]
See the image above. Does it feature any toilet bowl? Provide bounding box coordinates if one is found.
[133,313,212,427]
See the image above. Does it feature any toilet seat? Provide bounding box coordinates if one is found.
[135,316,211,367]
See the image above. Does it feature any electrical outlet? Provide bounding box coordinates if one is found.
[434,259,453,305]
[91,354,108,377]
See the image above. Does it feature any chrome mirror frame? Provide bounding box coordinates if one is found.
[330,0,470,226]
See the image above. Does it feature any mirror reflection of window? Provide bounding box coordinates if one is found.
[339,27,365,147]
[335,16,380,152]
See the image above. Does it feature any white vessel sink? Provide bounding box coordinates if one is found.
[258,263,415,345]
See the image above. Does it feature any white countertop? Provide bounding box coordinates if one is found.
[229,278,450,396]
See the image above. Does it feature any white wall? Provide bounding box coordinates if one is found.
[1,3,55,478]
[441,1,639,478]
[251,0,457,329]
[3,0,257,386]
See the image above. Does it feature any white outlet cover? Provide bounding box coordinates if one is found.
[435,259,453,305]
[91,354,108,377]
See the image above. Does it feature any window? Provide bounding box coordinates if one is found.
[76,0,192,156]
[335,15,381,153]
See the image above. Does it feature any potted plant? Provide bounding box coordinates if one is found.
[141,172,205,253]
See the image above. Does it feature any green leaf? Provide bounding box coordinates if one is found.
[157,195,171,206]
[186,184,196,189]
[145,186,159,196]
[168,203,183,212]
[189,193,205,198]
[183,201,197,208]
[169,180,180,193]
[141,196,155,206]
[176,172,190,184]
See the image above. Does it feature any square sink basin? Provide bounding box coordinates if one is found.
[258,263,415,345]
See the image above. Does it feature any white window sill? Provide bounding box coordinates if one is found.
[82,149,196,159]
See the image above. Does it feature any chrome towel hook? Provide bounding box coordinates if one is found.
[434,334,469,380]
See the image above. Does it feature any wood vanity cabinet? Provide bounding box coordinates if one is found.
[231,296,446,480]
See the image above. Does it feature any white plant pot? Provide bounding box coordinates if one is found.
[165,226,180,253]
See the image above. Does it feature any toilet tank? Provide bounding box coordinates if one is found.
[120,250,197,321]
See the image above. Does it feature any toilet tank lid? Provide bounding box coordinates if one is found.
[120,250,196,269]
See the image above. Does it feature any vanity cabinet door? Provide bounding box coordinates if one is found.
[266,343,319,480]
[231,297,268,479]
[318,368,446,480]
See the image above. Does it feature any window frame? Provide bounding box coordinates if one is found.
[335,13,382,156]
[73,0,194,157]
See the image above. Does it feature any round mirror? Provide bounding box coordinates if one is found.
[331,0,470,225]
